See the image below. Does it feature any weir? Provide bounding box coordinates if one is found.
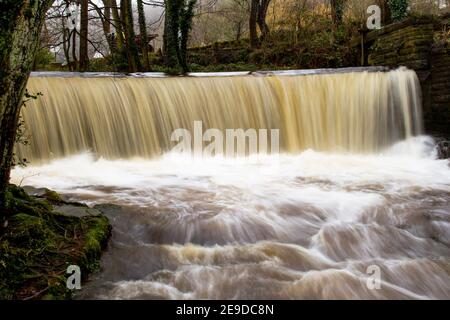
[18,68,423,162]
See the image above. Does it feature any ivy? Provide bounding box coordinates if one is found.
[164,0,197,74]
[388,0,409,22]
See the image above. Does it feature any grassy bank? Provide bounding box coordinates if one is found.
[0,185,111,300]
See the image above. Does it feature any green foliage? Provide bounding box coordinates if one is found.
[388,0,409,22]
[34,47,55,70]
[190,63,265,72]
[332,0,346,25]
[183,15,360,71]
[88,57,114,72]
[109,46,135,73]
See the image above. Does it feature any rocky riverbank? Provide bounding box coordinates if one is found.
[0,185,111,300]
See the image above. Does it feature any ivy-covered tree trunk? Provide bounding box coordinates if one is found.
[164,0,196,73]
[0,0,54,215]
[179,0,196,73]
[164,0,182,69]
[330,0,345,27]
[137,0,150,71]
[388,0,408,22]
[111,0,124,50]
[121,0,141,72]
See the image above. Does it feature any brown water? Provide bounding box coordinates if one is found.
[11,69,450,299]
[19,68,421,162]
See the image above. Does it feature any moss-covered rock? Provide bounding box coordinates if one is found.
[0,185,111,300]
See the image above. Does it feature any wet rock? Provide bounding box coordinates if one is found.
[22,186,51,197]
[53,204,102,218]
[93,203,123,215]
[435,139,450,159]
[22,186,70,203]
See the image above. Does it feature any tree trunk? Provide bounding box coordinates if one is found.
[111,0,124,49]
[71,28,78,70]
[103,0,111,35]
[249,0,259,48]
[0,0,54,214]
[121,0,141,72]
[164,0,181,69]
[63,26,71,69]
[137,0,150,71]
[379,0,392,25]
[62,1,73,70]
[79,0,89,71]
[96,0,114,54]
[179,0,196,74]
[257,0,270,40]
[235,22,242,42]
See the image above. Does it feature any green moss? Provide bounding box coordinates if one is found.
[43,190,63,203]
[82,216,111,273]
[0,185,111,300]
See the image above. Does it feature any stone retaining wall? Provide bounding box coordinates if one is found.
[366,15,449,135]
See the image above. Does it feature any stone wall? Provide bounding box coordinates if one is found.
[366,15,450,135]
[430,47,450,135]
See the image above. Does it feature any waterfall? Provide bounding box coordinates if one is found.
[18,68,422,162]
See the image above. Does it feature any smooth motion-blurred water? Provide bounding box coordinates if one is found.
[12,136,450,299]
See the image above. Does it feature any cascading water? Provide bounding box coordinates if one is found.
[11,68,450,299]
[18,68,422,161]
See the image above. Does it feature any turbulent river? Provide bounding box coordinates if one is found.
[10,68,450,299]
[11,137,450,299]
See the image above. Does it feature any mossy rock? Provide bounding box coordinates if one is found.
[0,185,112,300]
[43,190,64,203]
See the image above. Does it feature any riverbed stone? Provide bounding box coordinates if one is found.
[53,204,103,218]
[22,186,70,203]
